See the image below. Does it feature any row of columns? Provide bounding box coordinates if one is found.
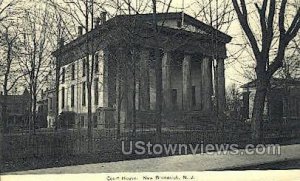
[104,48,226,117]
[139,50,226,114]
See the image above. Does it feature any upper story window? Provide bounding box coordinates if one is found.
[71,85,75,108]
[71,64,75,80]
[95,54,99,73]
[94,78,99,105]
[82,81,86,106]
[61,87,65,109]
[49,97,53,111]
[61,67,65,83]
[82,58,86,77]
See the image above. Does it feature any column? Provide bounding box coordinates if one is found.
[162,51,172,112]
[201,57,213,112]
[217,58,226,115]
[115,48,128,128]
[102,47,109,107]
[140,49,150,111]
[182,54,192,111]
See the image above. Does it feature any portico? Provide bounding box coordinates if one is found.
[101,44,228,127]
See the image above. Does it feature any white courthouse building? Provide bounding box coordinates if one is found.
[51,12,232,129]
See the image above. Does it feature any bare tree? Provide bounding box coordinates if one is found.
[0,24,24,133]
[0,0,17,22]
[0,0,19,168]
[18,7,53,133]
[194,0,235,117]
[232,0,300,141]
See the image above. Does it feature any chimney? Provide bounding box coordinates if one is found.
[78,26,83,36]
[100,12,107,24]
[94,17,101,28]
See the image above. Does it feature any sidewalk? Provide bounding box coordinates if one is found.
[8,144,300,174]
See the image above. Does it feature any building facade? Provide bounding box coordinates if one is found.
[52,12,231,129]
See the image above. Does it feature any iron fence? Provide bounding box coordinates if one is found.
[1,118,299,171]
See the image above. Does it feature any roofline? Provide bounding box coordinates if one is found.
[241,78,300,88]
[53,12,232,56]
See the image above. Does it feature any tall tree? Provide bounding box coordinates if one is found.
[19,7,53,133]
[0,0,19,168]
[232,0,300,141]
[195,0,235,117]
[0,24,24,132]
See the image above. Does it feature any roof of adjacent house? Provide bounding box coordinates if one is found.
[52,12,232,56]
[241,78,300,89]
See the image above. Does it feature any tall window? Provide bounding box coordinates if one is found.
[82,82,86,106]
[95,54,99,73]
[94,78,99,105]
[82,58,86,77]
[71,85,75,108]
[289,97,299,117]
[61,87,65,109]
[71,64,75,80]
[171,89,177,110]
[80,116,85,127]
[49,97,53,110]
[192,86,196,107]
[177,20,182,28]
[61,67,65,83]
[93,115,98,128]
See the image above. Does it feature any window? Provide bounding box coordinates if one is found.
[95,54,99,73]
[94,78,99,105]
[93,115,98,128]
[289,98,299,117]
[177,20,182,28]
[49,98,53,110]
[171,89,177,110]
[192,86,196,107]
[71,64,75,80]
[61,87,65,109]
[82,59,86,77]
[82,82,86,106]
[61,67,65,83]
[80,116,85,127]
[71,85,75,108]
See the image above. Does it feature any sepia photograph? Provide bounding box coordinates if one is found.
[0,0,299,180]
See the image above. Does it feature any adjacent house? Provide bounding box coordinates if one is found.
[51,12,232,129]
[241,78,300,121]
[0,89,30,130]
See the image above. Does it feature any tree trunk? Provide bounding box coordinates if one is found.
[0,89,8,169]
[155,48,162,141]
[132,54,137,136]
[32,89,37,134]
[251,78,268,142]
[152,0,162,141]
[87,81,93,152]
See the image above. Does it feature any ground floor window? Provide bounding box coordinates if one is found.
[192,86,196,107]
[172,89,177,110]
[93,115,98,128]
[80,116,85,127]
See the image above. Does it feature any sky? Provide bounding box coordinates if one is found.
[158,0,252,87]
[1,0,299,93]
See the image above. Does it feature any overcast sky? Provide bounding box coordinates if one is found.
[1,0,299,92]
